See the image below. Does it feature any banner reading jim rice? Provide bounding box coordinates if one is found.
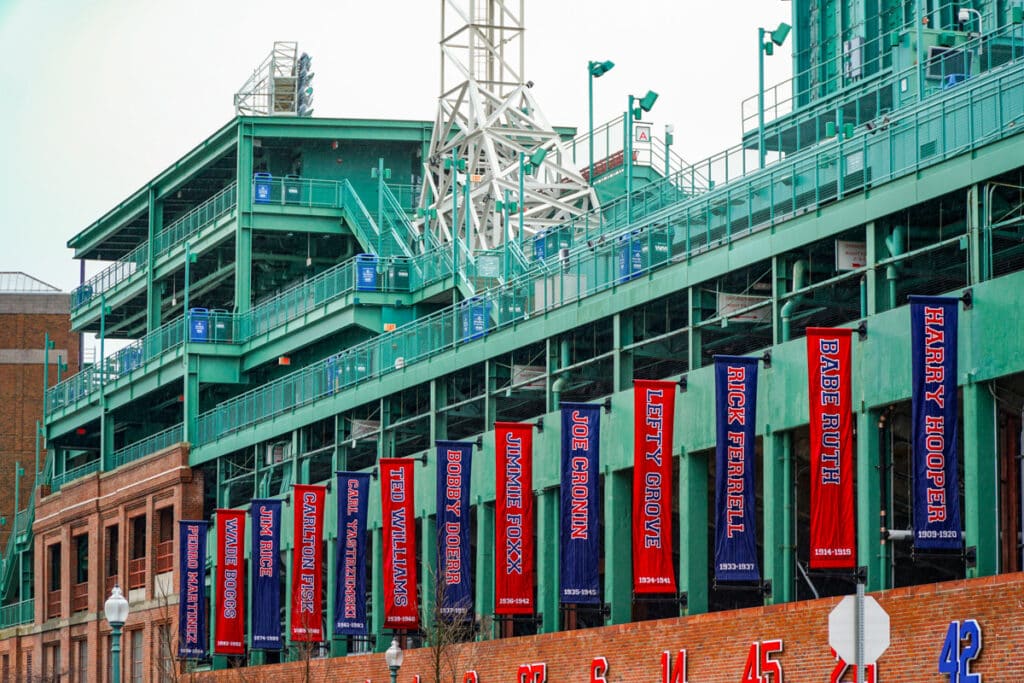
[910,295,961,550]
[436,441,474,619]
[214,509,246,655]
[178,520,209,659]
[381,458,420,629]
[714,356,760,582]
[495,422,535,615]
[250,499,282,650]
[334,472,370,636]
[290,484,326,641]
[560,402,601,604]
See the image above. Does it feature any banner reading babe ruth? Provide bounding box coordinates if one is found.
[214,509,246,655]
[495,422,535,614]
[560,402,601,604]
[806,328,856,569]
[713,356,760,582]
[381,458,420,629]
[632,379,677,593]
[290,484,326,641]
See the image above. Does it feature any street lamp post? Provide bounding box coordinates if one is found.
[625,90,659,219]
[385,637,404,683]
[105,585,130,683]
[518,147,548,257]
[587,60,615,184]
[757,22,791,169]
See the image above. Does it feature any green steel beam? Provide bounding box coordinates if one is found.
[474,500,495,628]
[963,376,999,577]
[146,187,163,331]
[537,489,559,633]
[603,467,632,624]
[235,123,254,314]
[857,408,886,592]
[678,446,708,614]
[762,431,793,604]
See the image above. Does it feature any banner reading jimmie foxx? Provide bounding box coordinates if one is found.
[495,422,535,615]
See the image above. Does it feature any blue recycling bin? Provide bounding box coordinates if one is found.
[253,173,272,204]
[616,232,644,283]
[460,297,490,342]
[355,254,378,291]
[533,231,547,260]
[189,308,210,342]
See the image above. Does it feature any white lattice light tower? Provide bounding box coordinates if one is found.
[418,0,598,252]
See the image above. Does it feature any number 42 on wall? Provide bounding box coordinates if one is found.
[938,619,982,683]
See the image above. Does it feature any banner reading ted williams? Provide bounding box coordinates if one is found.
[335,472,370,636]
[178,520,208,659]
[381,458,420,629]
[910,296,961,550]
[714,356,760,582]
[633,380,677,594]
[290,484,326,641]
[250,499,282,650]
[806,328,856,569]
[560,402,601,604]
[495,422,534,615]
[437,441,474,619]
[214,509,246,655]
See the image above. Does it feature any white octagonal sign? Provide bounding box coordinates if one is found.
[828,595,890,664]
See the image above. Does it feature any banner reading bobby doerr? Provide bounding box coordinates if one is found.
[178,520,208,659]
[910,296,961,550]
[290,484,326,641]
[714,356,760,582]
[334,472,370,636]
[560,402,601,604]
[250,499,282,650]
[214,509,246,655]
[381,458,420,629]
[495,422,535,615]
[633,380,678,594]
[437,441,474,619]
[806,328,856,569]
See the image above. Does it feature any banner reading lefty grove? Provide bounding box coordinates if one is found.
[806,328,856,569]
[910,295,961,550]
[560,402,601,604]
[437,441,474,619]
[290,484,326,641]
[214,509,246,655]
[334,472,370,636]
[381,458,420,629]
[633,379,677,594]
[178,520,209,659]
[495,422,535,615]
[250,499,282,650]
[714,356,760,582]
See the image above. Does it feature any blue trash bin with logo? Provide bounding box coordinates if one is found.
[533,231,547,260]
[189,308,210,342]
[253,173,272,204]
[616,231,644,283]
[460,297,490,342]
[355,254,378,291]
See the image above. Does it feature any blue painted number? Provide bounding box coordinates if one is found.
[938,619,983,683]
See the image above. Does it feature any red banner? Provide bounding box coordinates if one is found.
[290,484,326,641]
[632,380,677,593]
[214,509,246,655]
[381,459,419,629]
[807,328,856,569]
[495,422,535,614]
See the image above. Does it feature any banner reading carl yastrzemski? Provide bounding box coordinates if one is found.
[250,499,282,650]
[178,520,208,659]
[334,473,370,637]
[560,402,601,604]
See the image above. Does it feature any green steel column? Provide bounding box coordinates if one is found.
[603,468,632,624]
[474,499,495,632]
[856,409,885,591]
[371,525,386,652]
[678,448,708,614]
[421,513,436,635]
[101,408,115,471]
[537,488,560,633]
[963,381,998,577]
[327,489,343,657]
[688,287,703,372]
[865,222,879,317]
[183,354,199,446]
[968,184,987,284]
[615,313,634,393]
[146,186,163,331]
[234,124,254,314]
[762,432,793,604]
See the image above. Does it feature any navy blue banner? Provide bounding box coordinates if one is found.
[911,296,961,550]
[714,356,761,582]
[560,402,601,604]
[436,441,474,618]
[334,473,370,635]
[249,500,282,650]
[178,520,208,659]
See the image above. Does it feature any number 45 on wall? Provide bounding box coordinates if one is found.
[939,619,982,683]
[741,639,783,683]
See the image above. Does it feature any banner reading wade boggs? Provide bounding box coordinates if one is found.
[495,422,535,615]
[560,402,601,604]
[910,296,961,550]
[290,484,326,641]
[250,499,282,650]
[714,356,760,582]
[381,458,420,629]
[633,379,677,593]
[178,520,209,659]
[437,441,474,619]
[214,509,246,655]
[334,473,370,636]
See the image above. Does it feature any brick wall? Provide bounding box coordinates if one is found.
[188,573,1024,683]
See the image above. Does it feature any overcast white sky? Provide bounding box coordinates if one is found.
[0,0,792,293]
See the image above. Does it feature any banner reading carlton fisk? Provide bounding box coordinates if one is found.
[560,402,601,604]
[250,499,282,650]
[633,379,677,593]
[178,520,208,659]
[335,472,370,636]
[806,328,856,569]
[714,356,760,582]
[437,441,474,619]
[214,510,246,655]
[910,296,961,550]
[495,422,534,615]
[381,458,420,629]
[290,484,326,641]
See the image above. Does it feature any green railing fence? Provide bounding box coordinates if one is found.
[111,423,184,470]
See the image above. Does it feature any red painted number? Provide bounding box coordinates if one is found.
[741,640,785,683]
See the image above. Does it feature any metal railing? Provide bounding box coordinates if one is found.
[0,599,33,628]
[51,459,101,492]
[110,423,183,470]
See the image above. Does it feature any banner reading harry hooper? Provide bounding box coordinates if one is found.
[714,356,760,582]
[437,441,474,618]
[250,499,282,650]
[381,458,420,629]
[290,484,326,641]
[633,379,677,593]
[495,422,535,615]
[806,328,856,569]
[334,473,370,636]
[214,509,246,655]
[560,402,601,604]
[178,520,208,659]
[910,296,961,550]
